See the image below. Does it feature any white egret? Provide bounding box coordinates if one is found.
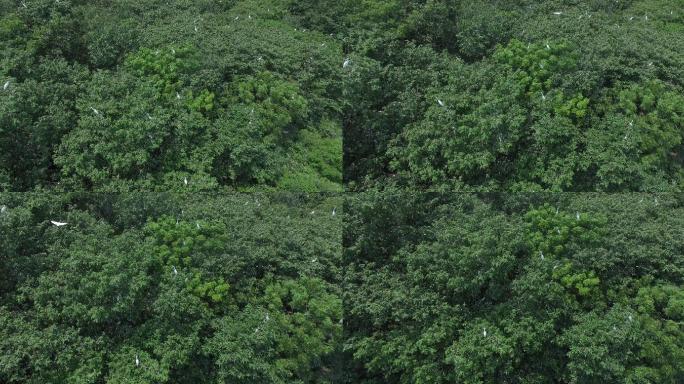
[51,221,68,226]
[628,314,633,322]
[483,328,487,337]
[576,212,580,220]
[90,107,100,115]
[310,210,315,215]
[332,208,336,216]
[173,266,178,275]
[184,177,188,186]
[176,92,181,100]
[343,58,351,68]
[546,43,550,50]
[540,251,544,260]
[3,80,9,90]
[1,205,6,213]
[553,12,562,15]
[437,99,445,107]
[135,355,140,367]
[541,92,546,101]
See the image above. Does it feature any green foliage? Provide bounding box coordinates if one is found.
[344,193,684,383]
[0,193,343,383]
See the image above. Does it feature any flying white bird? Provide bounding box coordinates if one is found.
[343,58,351,68]
[135,355,140,367]
[437,99,445,107]
[483,328,487,337]
[3,80,9,90]
[173,265,178,275]
[51,221,68,226]
[90,107,100,115]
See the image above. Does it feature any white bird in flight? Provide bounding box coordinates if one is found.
[90,107,99,115]
[51,220,68,226]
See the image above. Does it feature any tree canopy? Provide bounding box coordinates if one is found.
[0,0,343,192]
[321,0,684,191]
[343,192,684,382]
[0,193,343,383]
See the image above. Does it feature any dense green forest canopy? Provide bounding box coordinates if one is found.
[0,0,343,192]
[344,192,684,383]
[0,193,343,383]
[308,0,684,191]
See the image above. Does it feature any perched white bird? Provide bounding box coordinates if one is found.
[540,251,544,260]
[629,120,634,127]
[332,208,336,216]
[173,266,178,275]
[628,314,633,322]
[629,16,634,20]
[483,328,487,337]
[184,177,188,186]
[176,92,181,100]
[312,258,318,263]
[343,58,351,68]
[437,99,445,107]
[196,222,200,229]
[553,12,562,15]
[576,212,580,220]
[310,210,315,215]
[654,197,658,205]
[90,107,100,115]
[3,80,9,90]
[135,355,140,367]
[541,92,546,101]
[0,205,6,213]
[546,43,550,50]
[51,221,68,226]
[194,25,199,32]
[265,313,270,321]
